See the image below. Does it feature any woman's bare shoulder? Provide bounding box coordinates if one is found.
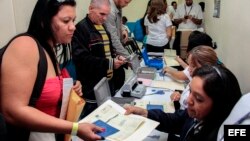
[5,35,40,61]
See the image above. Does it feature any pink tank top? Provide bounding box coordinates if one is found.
[35,76,62,117]
[35,68,71,117]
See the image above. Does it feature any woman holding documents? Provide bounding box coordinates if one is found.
[0,0,103,141]
[125,65,241,141]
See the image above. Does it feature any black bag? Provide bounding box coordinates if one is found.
[0,33,47,141]
[0,113,7,141]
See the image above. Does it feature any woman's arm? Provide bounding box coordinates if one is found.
[0,36,102,140]
[166,26,172,40]
[175,56,188,68]
[125,105,188,134]
[163,67,188,81]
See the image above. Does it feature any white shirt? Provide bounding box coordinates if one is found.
[167,5,176,20]
[144,14,172,46]
[179,84,190,110]
[174,3,203,31]
[183,67,192,81]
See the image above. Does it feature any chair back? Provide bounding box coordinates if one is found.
[217,93,250,141]
[133,19,145,42]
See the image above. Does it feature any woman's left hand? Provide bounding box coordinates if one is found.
[72,80,83,96]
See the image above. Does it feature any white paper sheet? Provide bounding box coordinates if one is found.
[77,100,159,141]
[151,80,185,91]
[59,78,73,119]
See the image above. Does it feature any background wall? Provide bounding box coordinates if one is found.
[204,0,250,94]
[0,0,250,94]
[0,0,16,46]
[0,0,90,47]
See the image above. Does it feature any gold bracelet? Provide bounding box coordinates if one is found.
[71,122,79,136]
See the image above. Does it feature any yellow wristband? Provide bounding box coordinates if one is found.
[71,122,79,136]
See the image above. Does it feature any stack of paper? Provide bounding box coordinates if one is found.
[163,49,180,67]
[163,56,180,67]
[164,49,176,57]
[151,80,185,91]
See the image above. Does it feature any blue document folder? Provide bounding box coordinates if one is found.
[147,104,164,111]
[93,120,120,137]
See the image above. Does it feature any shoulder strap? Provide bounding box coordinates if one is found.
[0,33,47,106]
[29,36,47,106]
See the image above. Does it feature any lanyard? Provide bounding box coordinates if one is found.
[184,119,203,140]
[184,4,193,16]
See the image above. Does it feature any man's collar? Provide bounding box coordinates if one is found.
[110,0,119,14]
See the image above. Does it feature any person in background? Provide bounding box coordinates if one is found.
[170,46,222,110]
[173,0,203,31]
[163,31,217,81]
[0,0,103,141]
[72,0,126,118]
[168,44,218,141]
[144,0,172,52]
[122,16,131,37]
[122,16,128,25]
[172,1,177,11]
[133,0,151,43]
[104,0,133,91]
[170,1,178,28]
[104,0,132,57]
[125,65,242,141]
[167,1,177,20]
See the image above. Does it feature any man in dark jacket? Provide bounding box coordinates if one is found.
[72,0,127,118]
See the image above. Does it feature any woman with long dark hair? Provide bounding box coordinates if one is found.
[0,0,103,141]
[125,65,241,141]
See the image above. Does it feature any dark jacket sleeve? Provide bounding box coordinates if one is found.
[71,19,114,100]
[148,109,189,134]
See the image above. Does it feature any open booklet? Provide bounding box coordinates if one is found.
[77,100,159,141]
